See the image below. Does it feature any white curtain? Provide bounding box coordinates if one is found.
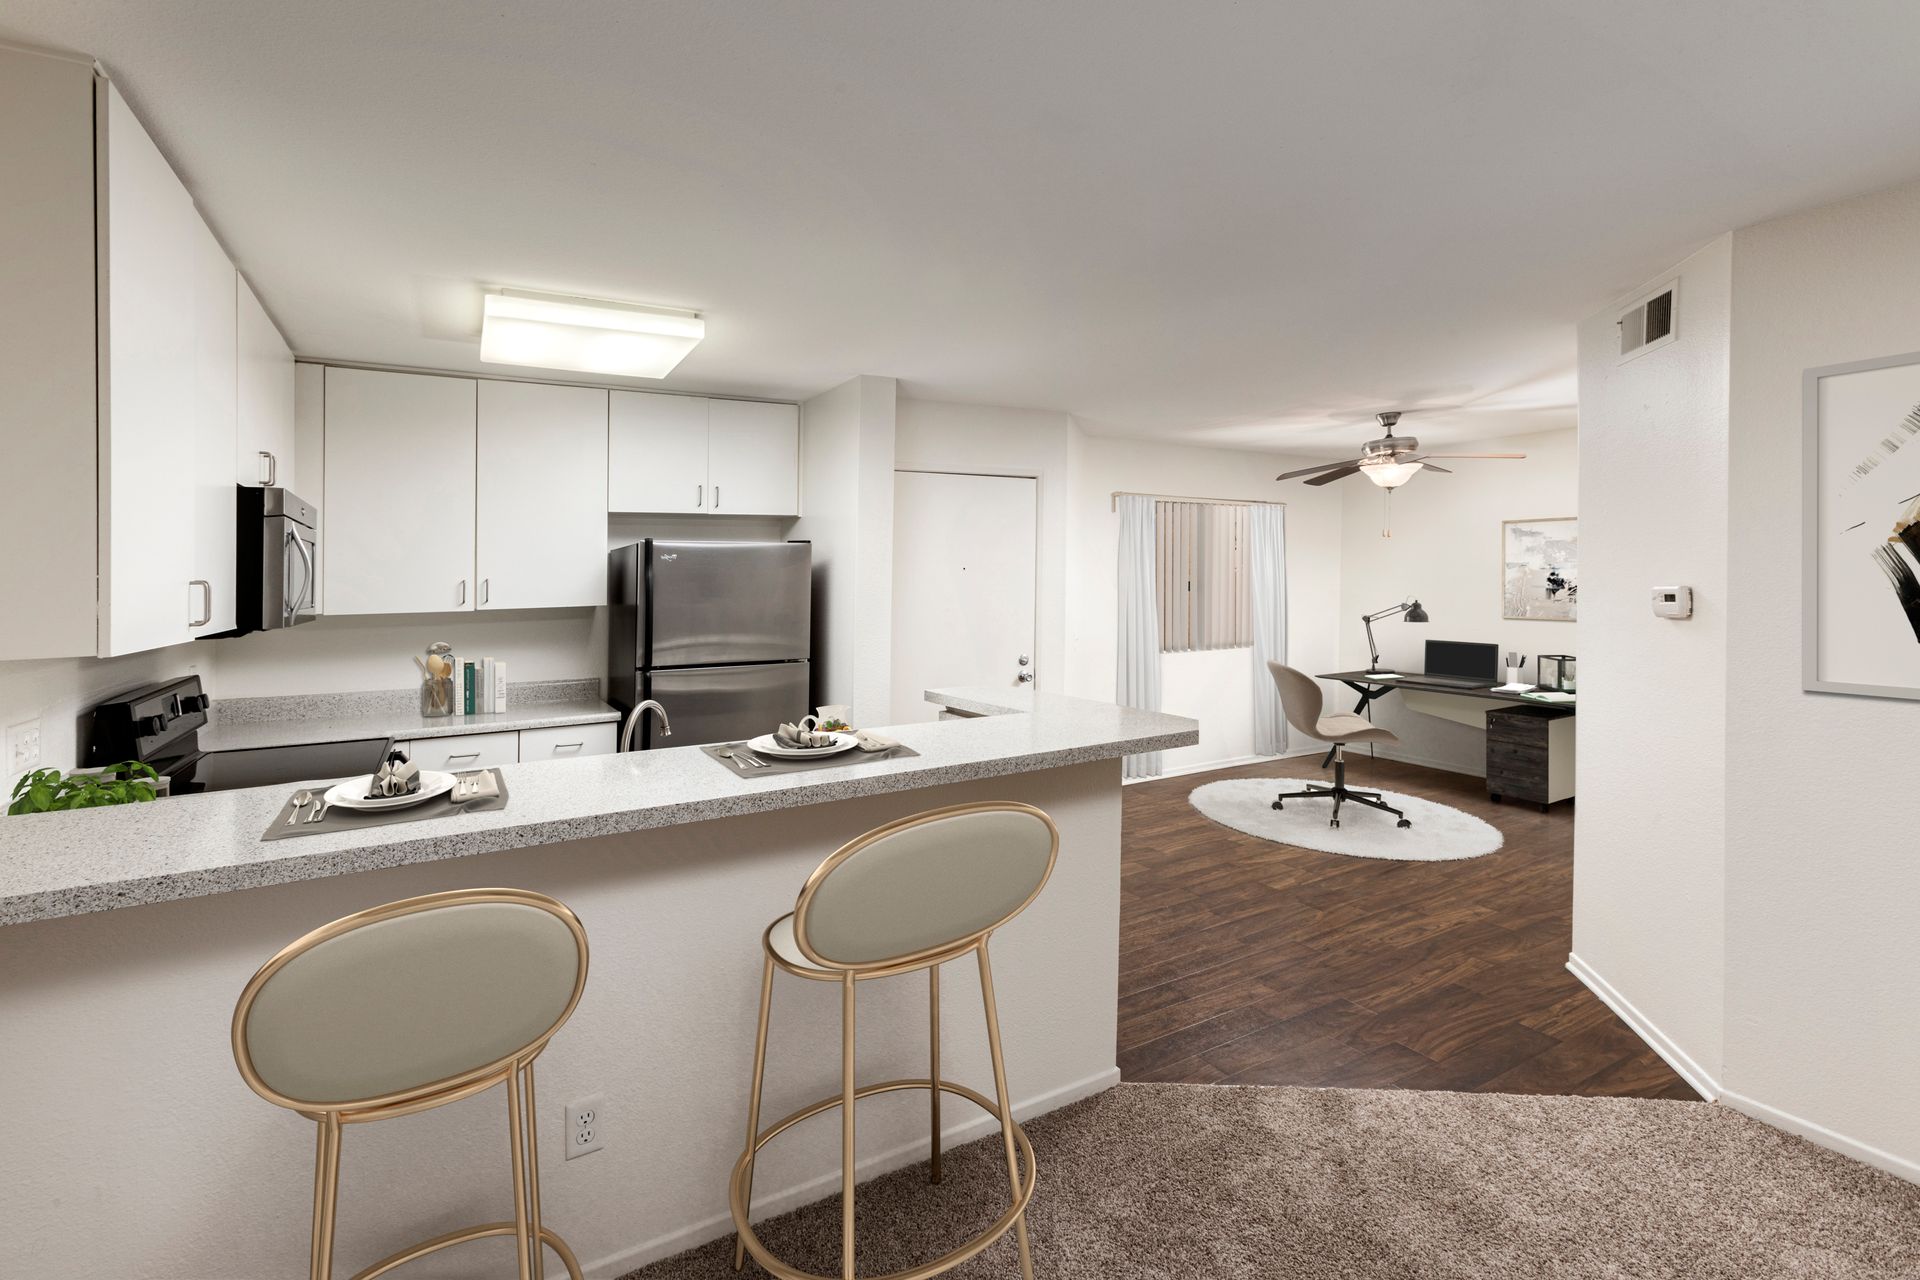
[1116,494,1164,778]
[1249,502,1288,757]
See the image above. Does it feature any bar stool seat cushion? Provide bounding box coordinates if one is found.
[243,901,582,1107]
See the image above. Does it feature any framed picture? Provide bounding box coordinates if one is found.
[1502,517,1577,621]
[1803,350,1920,700]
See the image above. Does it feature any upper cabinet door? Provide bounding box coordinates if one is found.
[609,390,708,513]
[236,277,296,490]
[98,84,198,657]
[323,368,476,615]
[706,399,800,516]
[189,218,238,637]
[476,380,608,610]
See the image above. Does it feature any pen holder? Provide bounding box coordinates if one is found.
[1504,665,1527,687]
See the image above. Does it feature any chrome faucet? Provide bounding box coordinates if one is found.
[619,699,672,752]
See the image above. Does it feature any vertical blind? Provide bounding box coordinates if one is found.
[1156,501,1253,652]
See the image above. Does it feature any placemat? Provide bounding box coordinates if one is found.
[701,742,920,778]
[260,770,510,841]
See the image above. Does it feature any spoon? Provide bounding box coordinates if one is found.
[286,790,313,826]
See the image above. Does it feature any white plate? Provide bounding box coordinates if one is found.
[746,732,858,760]
[323,769,458,812]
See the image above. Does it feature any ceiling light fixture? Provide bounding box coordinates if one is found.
[1358,458,1421,488]
[480,289,704,379]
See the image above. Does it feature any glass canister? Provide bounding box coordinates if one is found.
[421,642,456,717]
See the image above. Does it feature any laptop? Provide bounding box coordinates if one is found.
[1419,640,1501,689]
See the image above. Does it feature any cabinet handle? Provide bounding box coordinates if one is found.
[713,485,720,510]
[481,578,490,605]
[188,580,212,628]
[447,752,481,762]
[258,451,276,486]
[457,580,467,606]
[696,484,703,508]
[552,742,583,751]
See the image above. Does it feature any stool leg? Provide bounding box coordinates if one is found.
[524,1061,548,1280]
[839,972,859,1280]
[977,944,1034,1280]
[734,954,777,1272]
[310,1112,342,1280]
[929,963,943,1185]
[507,1057,533,1280]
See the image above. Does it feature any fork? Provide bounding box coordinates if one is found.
[721,745,769,770]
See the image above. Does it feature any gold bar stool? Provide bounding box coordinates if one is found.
[231,888,589,1280]
[730,801,1058,1280]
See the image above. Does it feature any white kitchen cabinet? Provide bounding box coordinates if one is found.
[189,218,238,637]
[323,367,477,615]
[97,83,201,657]
[519,722,618,762]
[477,381,609,609]
[236,276,296,491]
[609,390,709,513]
[706,399,800,516]
[394,731,519,772]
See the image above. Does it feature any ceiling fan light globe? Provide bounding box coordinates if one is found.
[1360,459,1421,488]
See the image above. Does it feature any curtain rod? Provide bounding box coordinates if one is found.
[1108,491,1286,512]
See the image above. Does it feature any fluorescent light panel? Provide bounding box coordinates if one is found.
[480,290,704,379]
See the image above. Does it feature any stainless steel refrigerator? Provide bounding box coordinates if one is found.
[608,540,812,749]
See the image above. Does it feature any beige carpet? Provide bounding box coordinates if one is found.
[622,1083,1920,1279]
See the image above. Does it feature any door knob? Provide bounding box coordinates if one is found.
[1018,654,1030,666]
[1018,671,1036,683]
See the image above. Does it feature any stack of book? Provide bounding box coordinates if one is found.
[451,657,508,715]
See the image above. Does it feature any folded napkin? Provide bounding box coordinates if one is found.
[368,749,421,799]
[774,722,840,749]
[853,730,900,752]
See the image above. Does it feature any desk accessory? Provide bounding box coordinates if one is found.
[1361,597,1428,672]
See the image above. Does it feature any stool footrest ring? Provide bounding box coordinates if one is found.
[729,1077,1036,1280]
[349,1221,583,1280]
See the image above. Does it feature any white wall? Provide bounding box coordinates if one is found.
[0,643,214,795]
[1571,237,1732,1100]
[1338,427,1579,774]
[1066,431,1346,772]
[791,376,896,726]
[1721,182,1920,1177]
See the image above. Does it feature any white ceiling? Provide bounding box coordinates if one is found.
[7,2,1920,455]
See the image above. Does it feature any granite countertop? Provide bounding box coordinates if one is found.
[0,689,1195,927]
[201,679,618,751]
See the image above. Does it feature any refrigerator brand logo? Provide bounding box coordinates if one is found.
[660,553,678,561]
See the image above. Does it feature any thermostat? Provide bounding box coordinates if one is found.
[1651,586,1693,619]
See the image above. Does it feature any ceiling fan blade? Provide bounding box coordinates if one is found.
[1277,458,1364,481]
[1414,452,1527,460]
[1303,464,1364,487]
[1417,461,1453,474]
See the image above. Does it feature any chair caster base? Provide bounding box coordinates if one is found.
[1396,818,1412,829]
[1271,801,1284,810]
[1328,818,1340,828]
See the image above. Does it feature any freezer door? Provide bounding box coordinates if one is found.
[641,662,811,748]
[647,540,811,666]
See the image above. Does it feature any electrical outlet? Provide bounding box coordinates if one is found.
[565,1094,605,1160]
[7,719,41,775]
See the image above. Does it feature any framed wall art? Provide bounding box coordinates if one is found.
[1502,517,1577,622]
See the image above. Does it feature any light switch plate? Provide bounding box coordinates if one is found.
[7,719,41,775]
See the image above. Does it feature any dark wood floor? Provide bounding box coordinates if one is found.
[1117,753,1696,1100]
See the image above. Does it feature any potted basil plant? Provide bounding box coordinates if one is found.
[8,761,164,816]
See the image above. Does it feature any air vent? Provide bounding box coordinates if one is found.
[1617,281,1678,363]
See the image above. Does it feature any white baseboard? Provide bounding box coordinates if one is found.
[583,1066,1120,1278]
[1564,953,1722,1101]
[1719,1088,1920,1186]
[1125,746,1321,785]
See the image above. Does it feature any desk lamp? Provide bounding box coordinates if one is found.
[1363,598,1428,673]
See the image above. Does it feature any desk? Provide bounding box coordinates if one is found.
[1316,670,1576,810]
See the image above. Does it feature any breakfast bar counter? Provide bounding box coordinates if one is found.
[0,690,1192,1279]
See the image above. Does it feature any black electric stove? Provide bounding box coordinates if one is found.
[89,675,389,796]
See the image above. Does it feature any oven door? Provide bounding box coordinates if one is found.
[264,515,319,629]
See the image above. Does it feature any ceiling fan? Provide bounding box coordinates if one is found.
[1276,412,1526,488]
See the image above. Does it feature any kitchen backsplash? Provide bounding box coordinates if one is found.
[211,678,604,726]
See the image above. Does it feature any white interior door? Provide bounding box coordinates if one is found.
[890,471,1038,723]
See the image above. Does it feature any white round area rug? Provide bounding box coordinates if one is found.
[1188,778,1504,862]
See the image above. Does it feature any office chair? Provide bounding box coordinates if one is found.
[1266,662,1411,829]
